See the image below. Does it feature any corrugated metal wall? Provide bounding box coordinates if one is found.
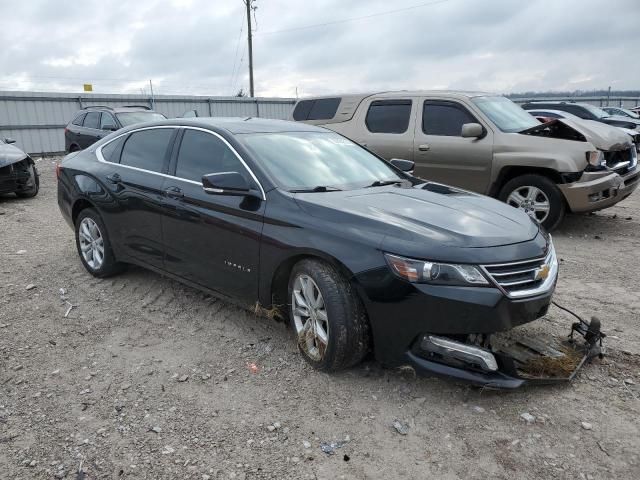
[0,91,295,155]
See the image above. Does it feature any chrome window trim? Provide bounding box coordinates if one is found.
[96,125,266,200]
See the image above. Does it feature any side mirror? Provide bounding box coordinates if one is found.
[4,138,16,144]
[202,171,259,198]
[461,123,484,138]
[390,158,415,172]
[104,125,118,132]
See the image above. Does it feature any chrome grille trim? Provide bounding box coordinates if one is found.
[481,240,558,299]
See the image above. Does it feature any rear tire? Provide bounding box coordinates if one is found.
[499,174,565,231]
[288,259,369,371]
[75,208,124,278]
[15,163,39,198]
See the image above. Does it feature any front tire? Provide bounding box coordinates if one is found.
[288,259,369,371]
[499,174,565,231]
[75,208,124,277]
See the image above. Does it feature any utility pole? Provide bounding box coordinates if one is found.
[149,79,155,109]
[245,0,255,97]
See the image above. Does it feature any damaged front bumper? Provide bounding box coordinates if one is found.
[559,166,640,213]
[406,316,605,389]
[0,158,38,194]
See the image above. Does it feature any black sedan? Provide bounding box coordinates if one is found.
[57,118,601,388]
[0,137,39,198]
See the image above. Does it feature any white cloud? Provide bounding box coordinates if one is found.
[0,0,637,96]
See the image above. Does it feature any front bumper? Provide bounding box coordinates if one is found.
[559,167,639,213]
[355,267,555,368]
[0,160,38,194]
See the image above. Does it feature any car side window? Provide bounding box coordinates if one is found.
[175,130,246,183]
[100,113,117,130]
[120,129,174,173]
[365,100,412,134]
[83,112,100,129]
[72,113,86,126]
[422,101,477,136]
[101,136,126,163]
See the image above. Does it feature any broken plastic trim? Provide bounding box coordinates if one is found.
[421,335,498,372]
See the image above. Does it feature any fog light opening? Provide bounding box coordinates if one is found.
[421,335,499,372]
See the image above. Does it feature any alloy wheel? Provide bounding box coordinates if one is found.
[79,217,105,270]
[292,274,329,361]
[507,186,551,223]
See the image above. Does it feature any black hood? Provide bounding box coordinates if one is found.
[294,183,544,263]
[0,142,29,168]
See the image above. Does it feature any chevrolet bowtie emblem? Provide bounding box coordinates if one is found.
[535,264,550,281]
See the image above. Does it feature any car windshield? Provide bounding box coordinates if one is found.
[238,131,402,191]
[472,96,540,133]
[116,111,166,126]
[581,104,610,119]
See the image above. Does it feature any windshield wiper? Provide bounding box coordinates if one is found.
[289,185,343,193]
[366,179,404,188]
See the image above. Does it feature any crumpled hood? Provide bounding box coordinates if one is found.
[0,142,29,168]
[560,118,632,150]
[295,183,539,251]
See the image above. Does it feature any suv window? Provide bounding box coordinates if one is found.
[120,128,174,173]
[292,98,341,121]
[365,100,412,134]
[423,101,477,136]
[100,113,117,130]
[72,113,86,126]
[83,111,100,129]
[175,130,245,183]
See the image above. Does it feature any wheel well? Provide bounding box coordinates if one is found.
[270,254,366,319]
[489,166,563,197]
[71,199,94,225]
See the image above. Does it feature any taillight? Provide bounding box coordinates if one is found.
[55,163,62,179]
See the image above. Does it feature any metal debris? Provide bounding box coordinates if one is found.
[320,440,348,455]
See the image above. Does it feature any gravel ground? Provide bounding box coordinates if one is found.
[1,157,639,479]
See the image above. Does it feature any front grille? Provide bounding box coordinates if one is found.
[482,245,556,298]
[604,148,633,172]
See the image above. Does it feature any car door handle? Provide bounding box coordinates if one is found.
[106,173,121,184]
[164,186,184,199]
[418,144,430,152]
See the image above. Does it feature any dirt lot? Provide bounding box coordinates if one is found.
[1,157,639,479]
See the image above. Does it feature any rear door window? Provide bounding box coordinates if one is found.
[120,128,174,173]
[101,136,126,163]
[365,100,412,133]
[72,113,86,126]
[422,101,477,136]
[175,129,246,183]
[83,112,100,129]
[100,113,118,130]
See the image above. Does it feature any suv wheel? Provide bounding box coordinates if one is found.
[288,259,369,371]
[75,208,124,277]
[499,174,565,231]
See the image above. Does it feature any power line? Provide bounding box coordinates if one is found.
[255,0,453,36]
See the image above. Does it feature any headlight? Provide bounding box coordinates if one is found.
[631,145,638,169]
[384,253,489,286]
[586,150,606,168]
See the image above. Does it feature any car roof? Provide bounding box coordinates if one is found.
[119,117,328,135]
[297,90,493,102]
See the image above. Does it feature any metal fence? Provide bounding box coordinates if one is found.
[510,96,640,108]
[0,91,296,155]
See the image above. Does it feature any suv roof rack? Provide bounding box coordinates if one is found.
[81,105,114,110]
[121,105,151,110]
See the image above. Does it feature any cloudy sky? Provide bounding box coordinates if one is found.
[0,0,638,98]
